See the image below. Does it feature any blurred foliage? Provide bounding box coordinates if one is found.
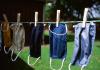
[44,0,100,21]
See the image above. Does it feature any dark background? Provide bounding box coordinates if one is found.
[0,0,45,46]
[0,0,44,70]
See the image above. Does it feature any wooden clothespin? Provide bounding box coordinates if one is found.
[82,8,89,28]
[17,13,21,26]
[17,13,21,23]
[2,14,9,31]
[3,14,9,23]
[35,12,38,27]
[56,10,60,27]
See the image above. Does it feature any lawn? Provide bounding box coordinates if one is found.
[18,41,100,70]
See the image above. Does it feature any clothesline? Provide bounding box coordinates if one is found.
[10,20,100,24]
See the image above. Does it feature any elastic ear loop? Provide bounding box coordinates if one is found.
[68,63,71,70]
[81,65,85,70]
[49,24,67,70]
[11,48,23,61]
[4,46,11,54]
[49,24,67,36]
[50,58,65,70]
[80,54,92,70]
[27,55,40,66]
[68,64,85,70]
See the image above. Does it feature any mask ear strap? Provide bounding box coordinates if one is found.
[68,63,72,70]
[49,24,67,36]
[11,49,23,61]
[4,46,11,54]
[27,55,40,66]
[81,65,85,70]
[50,58,65,70]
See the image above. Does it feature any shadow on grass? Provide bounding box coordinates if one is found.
[0,48,34,70]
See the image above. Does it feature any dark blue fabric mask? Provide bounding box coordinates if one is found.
[49,23,67,59]
[29,24,44,58]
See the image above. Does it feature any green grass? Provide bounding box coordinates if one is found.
[17,41,100,70]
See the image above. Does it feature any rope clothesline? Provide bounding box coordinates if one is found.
[9,20,100,24]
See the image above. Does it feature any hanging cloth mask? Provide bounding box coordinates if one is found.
[10,23,25,61]
[68,22,96,70]
[2,20,12,54]
[28,23,44,66]
[49,23,67,70]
